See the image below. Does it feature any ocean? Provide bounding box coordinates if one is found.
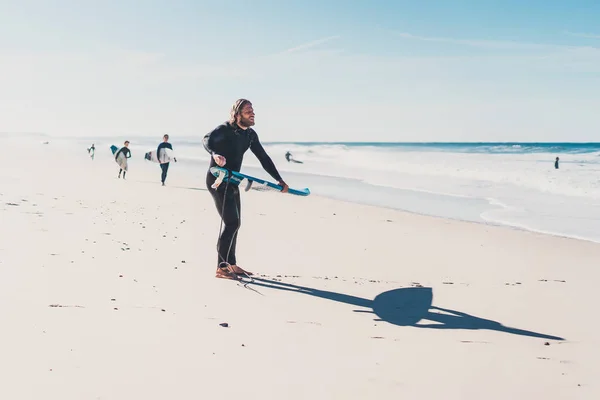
[238,141,600,244]
[24,134,600,244]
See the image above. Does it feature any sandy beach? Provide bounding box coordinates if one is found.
[1,137,599,400]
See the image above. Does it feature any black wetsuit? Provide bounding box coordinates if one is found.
[157,142,173,184]
[203,121,283,267]
[115,147,131,160]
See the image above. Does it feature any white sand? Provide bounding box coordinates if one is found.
[1,137,599,399]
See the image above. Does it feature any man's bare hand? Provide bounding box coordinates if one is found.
[278,181,289,193]
[213,154,226,167]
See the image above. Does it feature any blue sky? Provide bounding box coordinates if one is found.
[0,0,599,141]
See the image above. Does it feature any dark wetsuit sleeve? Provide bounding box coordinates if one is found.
[250,133,283,182]
[203,127,223,155]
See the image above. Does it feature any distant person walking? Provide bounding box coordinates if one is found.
[115,141,131,179]
[555,157,559,169]
[157,134,177,186]
[87,143,95,160]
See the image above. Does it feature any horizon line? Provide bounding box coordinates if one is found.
[2,133,599,145]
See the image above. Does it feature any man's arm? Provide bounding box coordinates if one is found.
[202,125,225,155]
[203,125,227,166]
[249,132,284,183]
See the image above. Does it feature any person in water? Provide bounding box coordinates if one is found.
[87,143,95,160]
[555,157,559,169]
[115,141,131,179]
[285,151,292,162]
[157,134,177,186]
[203,98,289,280]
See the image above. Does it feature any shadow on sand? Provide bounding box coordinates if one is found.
[127,179,207,191]
[249,278,564,340]
[171,186,207,191]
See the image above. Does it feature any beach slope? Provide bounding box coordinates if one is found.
[1,138,598,399]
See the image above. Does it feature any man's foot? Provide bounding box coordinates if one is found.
[230,265,253,276]
[215,267,239,280]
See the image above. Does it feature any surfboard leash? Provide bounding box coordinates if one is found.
[214,170,254,283]
[216,173,233,269]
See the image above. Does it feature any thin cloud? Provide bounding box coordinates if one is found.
[280,35,341,54]
[563,30,600,39]
[395,32,562,50]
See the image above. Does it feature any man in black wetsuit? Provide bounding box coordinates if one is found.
[115,141,131,179]
[157,134,177,186]
[203,98,288,280]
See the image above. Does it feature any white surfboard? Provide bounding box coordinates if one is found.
[145,148,174,164]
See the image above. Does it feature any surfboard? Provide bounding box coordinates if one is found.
[210,167,310,197]
[144,148,174,164]
[110,145,118,155]
[115,152,128,170]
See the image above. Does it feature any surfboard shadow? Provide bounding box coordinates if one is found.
[249,278,564,340]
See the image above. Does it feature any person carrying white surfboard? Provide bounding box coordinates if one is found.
[203,98,288,280]
[115,141,131,179]
[157,134,177,186]
[87,143,95,160]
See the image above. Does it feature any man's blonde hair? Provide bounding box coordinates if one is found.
[229,98,251,124]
